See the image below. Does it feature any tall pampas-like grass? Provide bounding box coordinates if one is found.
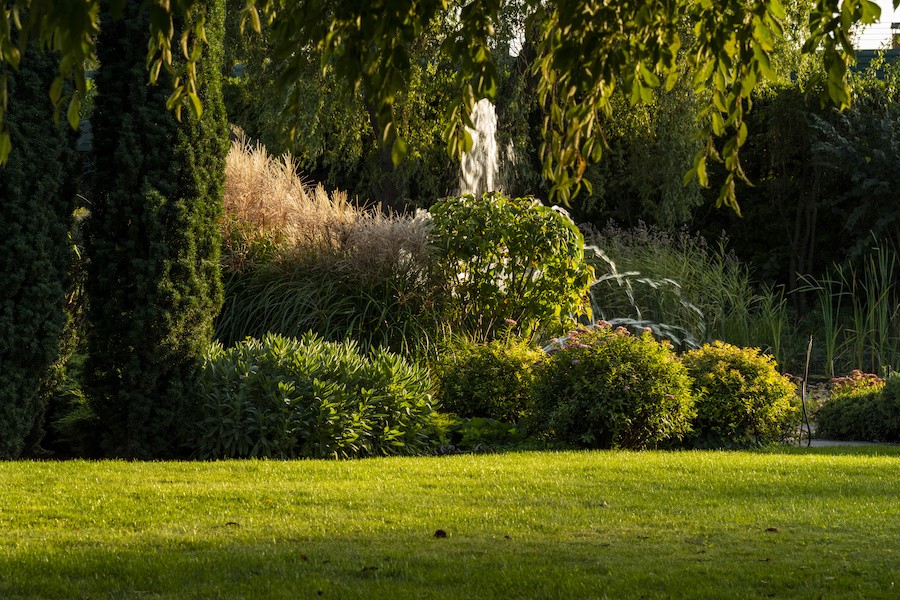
[222,134,357,272]
[217,135,445,356]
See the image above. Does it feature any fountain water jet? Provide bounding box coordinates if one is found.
[459,98,499,197]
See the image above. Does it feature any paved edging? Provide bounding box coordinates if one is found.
[806,439,900,447]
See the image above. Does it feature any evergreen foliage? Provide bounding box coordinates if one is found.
[0,43,76,459]
[86,0,227,458]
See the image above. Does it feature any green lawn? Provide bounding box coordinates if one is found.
[2,447,899,599]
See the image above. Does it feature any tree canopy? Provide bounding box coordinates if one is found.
[0,0,894,211]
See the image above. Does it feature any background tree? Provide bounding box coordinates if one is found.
[85,0,227,458]
[567,72,705,228]
[812,58,900,260]
[0,42,77,459]
[697,55,900,295]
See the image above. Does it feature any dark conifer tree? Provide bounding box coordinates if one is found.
[86,0,227,458]
[0,44,77,459]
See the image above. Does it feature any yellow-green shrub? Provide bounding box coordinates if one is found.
[433,334,543,423]
[682,341,799,448]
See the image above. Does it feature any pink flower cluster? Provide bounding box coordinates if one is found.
[829,370,885,396]
[545,321,658,355]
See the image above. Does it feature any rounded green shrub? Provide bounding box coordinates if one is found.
[814,388,882,441]
[877,373,900,442]
[816,372,898,442]
[682,341,799,448]
[529,323,695,449]
[183,332,436,459]
[433,333,544,423]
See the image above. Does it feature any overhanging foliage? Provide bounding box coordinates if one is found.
[0,0,893,212]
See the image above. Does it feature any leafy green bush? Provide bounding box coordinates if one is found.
[528,323,694,449]
[429,193,594,341]
[814,388,882,442]
[815,372,899,442]
[433,331,543,423]
[682,341,799,448]
[183,333,436,459]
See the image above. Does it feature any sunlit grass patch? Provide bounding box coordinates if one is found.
[2,449,899,599]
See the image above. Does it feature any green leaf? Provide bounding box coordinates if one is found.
[639,64,660,87]
[166,86,185,111]
[860,0,881,23]
[0,130,10,165]
[737,121,748,146]
[630,79,641,105]
[149,58,162,83]
[753,45,776,82]
[187,91,202,119]
[696,156,708,187]
[194,15,208,44]
[768,0,786,20]
[711,111,725,136]
[244,6,262,35]
[391,135,407,166]
[67,96,81,131]
[1,38,20,70]
[49,77,64,105]
[665,71,680,92]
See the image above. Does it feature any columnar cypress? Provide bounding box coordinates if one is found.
[0,45,77,459]
[86,0,227,458]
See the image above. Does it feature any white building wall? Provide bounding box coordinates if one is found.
[855,0,900,49]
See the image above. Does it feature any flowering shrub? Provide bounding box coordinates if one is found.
[682,341,799,448]
[528,322,695,449]
[433,327,543,423]
[829,370,886,398]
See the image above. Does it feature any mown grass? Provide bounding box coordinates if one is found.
[2,448,899,599]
